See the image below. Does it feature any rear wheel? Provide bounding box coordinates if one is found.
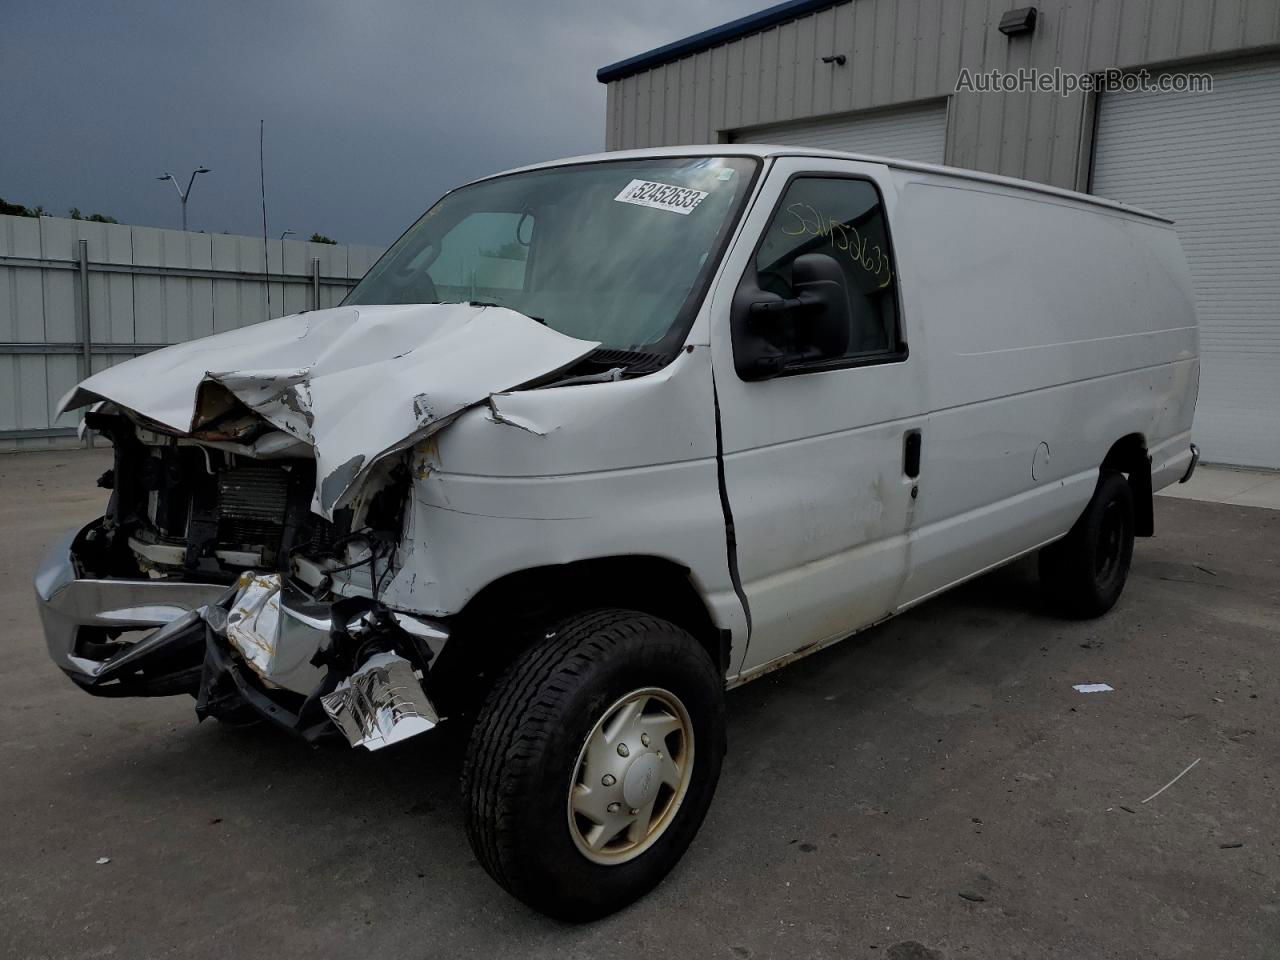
[462,609,725,921]
[1039,470,1135,618]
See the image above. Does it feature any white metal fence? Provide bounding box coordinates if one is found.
[0,213,385,450]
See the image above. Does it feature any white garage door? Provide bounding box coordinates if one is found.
[1092,58,1280,469]
[732,100,947,165]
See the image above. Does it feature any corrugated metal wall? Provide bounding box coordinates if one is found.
[0,214,384,450]
[604,0,1280,188]
[1091,56,1280,468]
[731,98,948,162]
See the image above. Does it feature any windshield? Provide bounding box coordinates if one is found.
[345,156,758,352]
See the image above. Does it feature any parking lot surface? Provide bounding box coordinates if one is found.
[2,449,1276,960]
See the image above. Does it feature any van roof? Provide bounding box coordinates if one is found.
[490,144,1174,225]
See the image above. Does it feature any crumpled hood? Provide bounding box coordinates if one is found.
[58,303,599,518]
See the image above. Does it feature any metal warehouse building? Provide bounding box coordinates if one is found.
[598,0,1280,469]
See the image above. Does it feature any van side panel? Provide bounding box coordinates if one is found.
[891,173,1198,606]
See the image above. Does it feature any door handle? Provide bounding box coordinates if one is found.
[903,430,922,479]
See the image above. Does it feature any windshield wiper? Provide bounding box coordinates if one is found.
[466,300,546,325]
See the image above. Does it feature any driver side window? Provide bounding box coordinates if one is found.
[755,177,903,365]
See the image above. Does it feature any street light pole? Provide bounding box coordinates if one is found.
[156,167,210,231]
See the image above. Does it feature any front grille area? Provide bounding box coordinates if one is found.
[216,465,291,547]
[95,408,353,580]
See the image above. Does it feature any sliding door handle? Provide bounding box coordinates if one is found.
[903,430,922,479]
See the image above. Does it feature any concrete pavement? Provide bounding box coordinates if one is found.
[1158,463,1280,511]
[1,449,1277,960]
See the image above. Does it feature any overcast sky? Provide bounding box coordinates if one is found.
[1,0,765,246]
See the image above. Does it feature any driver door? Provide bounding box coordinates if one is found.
[709,157,928,676]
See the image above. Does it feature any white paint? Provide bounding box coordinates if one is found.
[376,346,743,643]
[709,156,925,672]
[54,145,1199,692]
[888,166,1198,610]
[58,303,599,517]
[706,152,1195,676]
[1073,683,1114,694]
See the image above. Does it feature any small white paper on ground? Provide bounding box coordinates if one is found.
[1073,683,1114,693]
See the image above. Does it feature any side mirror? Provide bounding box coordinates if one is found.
[731,252,853,380]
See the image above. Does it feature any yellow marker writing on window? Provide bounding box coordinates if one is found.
[780,202,894,289]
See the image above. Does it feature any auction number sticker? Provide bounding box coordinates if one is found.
[614,179,708,215]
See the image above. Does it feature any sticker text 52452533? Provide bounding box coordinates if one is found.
[614,180,709,216]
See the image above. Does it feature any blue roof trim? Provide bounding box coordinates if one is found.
[597,0,841,83]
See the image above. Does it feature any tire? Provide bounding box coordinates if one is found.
[1039,470,1135,618]
[461,609,726,921]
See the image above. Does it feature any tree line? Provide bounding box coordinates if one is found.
[2,196,338,242]
[1,197,117,222]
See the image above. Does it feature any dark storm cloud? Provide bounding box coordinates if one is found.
[1,0,763,245]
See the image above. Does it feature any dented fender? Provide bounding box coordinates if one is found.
[377,346,750,665]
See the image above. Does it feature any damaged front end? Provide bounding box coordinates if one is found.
[35,407,448,750]
[33,302,599,748]
[206,575,444,748]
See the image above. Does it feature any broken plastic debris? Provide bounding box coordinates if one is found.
[1073,683,1114,693]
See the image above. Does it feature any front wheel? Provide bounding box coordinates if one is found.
[1039,469,1135,618]
[461,609,726,921]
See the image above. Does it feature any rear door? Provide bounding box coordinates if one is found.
[709,157,929,676]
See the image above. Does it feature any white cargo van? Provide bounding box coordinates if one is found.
[35,146,1199,919]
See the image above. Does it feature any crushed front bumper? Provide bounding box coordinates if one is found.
[33,523,447,749]
[35,526,228,692]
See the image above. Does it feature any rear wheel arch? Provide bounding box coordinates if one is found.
[1040,470,1135,618]
[1102,433,1153,537]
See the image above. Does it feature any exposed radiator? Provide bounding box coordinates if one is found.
[216,465,291,546]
